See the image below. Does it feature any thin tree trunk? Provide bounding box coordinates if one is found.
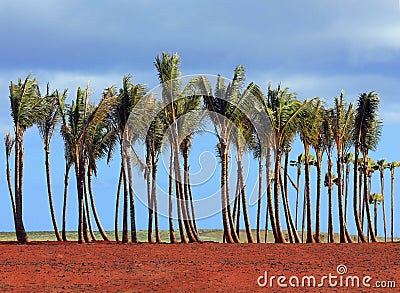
[304,145,315,243]
[62,162,71,241]
[76,155,85,244]
[337,153,346,243]
[363,153,377,242]
[315,151,322,243]
[168,149,177,243]
[280,170,300,243]
[237,150,254,243]
[84,170,96,241]
[295,162,301,229]
[327,153,335,243]
[266,149,277,241]
[126,154,137,243]
[256,156,263,243]
[121,156,129,243]
[353,148,366,242]
[225,151,240,243]
[44,144,62,241]
[146,140,154,243]
[115,164,123,243]
[5,143,17,228]
[391,167,395,242]
[380,170,387,242]
[374,201,378,237]
[220,143,234,243]
[233,173,241,238]
[88,167,110,241]
[14,136,29,244]
[274,150,286,243]
[282,152,293,243]
[151,153,161,243]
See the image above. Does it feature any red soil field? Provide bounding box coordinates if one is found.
[0,242,398,292]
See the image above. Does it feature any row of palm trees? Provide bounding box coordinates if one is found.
[5,52,398,244]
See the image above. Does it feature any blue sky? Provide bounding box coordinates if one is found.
[0,1,399,237]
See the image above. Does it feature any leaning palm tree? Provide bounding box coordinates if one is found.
[389,161,400,241]
[36,87,66,242]
[9,75,47,243]
[353,91,382,242]
[58,84,118,243]
[4,133,16,225]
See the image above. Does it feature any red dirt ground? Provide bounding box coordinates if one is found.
[0,242,398,292]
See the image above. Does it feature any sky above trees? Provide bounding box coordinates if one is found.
[0,0,399,233]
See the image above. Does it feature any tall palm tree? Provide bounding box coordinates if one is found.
[154,52,200,243]
[58,84,118,243]
[353,91,382,242]
[297,99,322,243]
[258,84,309,243]
[9,75,47,243]
[36,86,66,242]
[290,154,304,229]
[321,108,335,243]
[389,161,400,241]
[376,159,389,241]
[114,75,146,243]
[331,93,354,243]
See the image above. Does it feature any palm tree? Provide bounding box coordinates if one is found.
[389,161,400,241]
[36,86,65,242]
[155,52,200,243]
[298,99,322,243]
[331,93,354,243]
[353,91,382,242]
[9,75,47,243]
[58,84,118,243]
[321,108,335,243]
[257,84,310,243]
[114,75,146,243]
[376,159,389,241]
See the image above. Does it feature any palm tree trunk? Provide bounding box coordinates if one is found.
[337,153,346,243]
[233,174,241,238]
[237,150,254,243]
[327,154,335,243]
[115,164,123,243]
[182,146,201,242]
[5,143,17,229]
[363,152,377,242]
[256,156,263,243]
[282,152,293,243]
[380,170,387,242]
[391,167,395,242]
[14,135,28,244]
[187,166,199,235]
[225,152,240,243]
[87,167,110,241]
[84,170,96,241]
[151,153,162,243]
[280,170,300,243]
[146,144,154,243]
[168,149,177,243]
[76,157,85,244]
[220,144,234,243]
[295,163,301,229]
[266,148,277,241]
[274,149,286,243]
[315,151,322,243]
[126,154,137,243]
[44,144,62,241]
[121,157,129,243]
[344,162,350,222]
[304,145,315,243]
[374,201,378,237]
[62,161,71,241]
[353,148,366,242]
